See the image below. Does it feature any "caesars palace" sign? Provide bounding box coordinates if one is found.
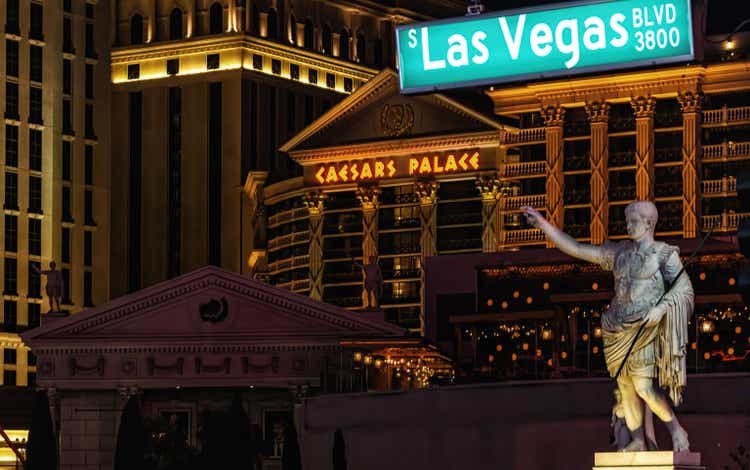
[396,0,694,93]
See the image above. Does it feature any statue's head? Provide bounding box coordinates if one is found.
[625,200,658,240]
[49,260,56,270]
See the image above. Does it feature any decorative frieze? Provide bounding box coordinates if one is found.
[147,357,184,376]
[68,356,106,377]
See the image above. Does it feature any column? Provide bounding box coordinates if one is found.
[303,191,326,301]
[585,101,611,245]
[631,96,656,200]
[678,90,703,238]
[541,105,566,247]
[357,185,380,307]
[476,175,502,252]
[242,171,268,277]
[415,179,438,336]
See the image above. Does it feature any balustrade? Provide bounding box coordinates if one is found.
[503,160,546,178]
[703,105,750,124]
[502,228,545,245]
[504,194,546,211]
[702,177,737,194]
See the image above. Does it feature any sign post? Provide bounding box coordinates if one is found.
[396,0,694,93]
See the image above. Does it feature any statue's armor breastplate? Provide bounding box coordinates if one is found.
[606,245,665,326]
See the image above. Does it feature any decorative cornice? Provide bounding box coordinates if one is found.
[630,96,657,118]
[585,101,611,123]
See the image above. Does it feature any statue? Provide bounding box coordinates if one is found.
[611,389,658,451]
[522,201,693,452]
[352,256,383,309]
[32,261,64,312]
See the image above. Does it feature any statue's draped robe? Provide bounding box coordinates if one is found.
[599,241,694,405]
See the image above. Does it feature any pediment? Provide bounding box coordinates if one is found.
[22,266,404,348]
[281,69,504,155]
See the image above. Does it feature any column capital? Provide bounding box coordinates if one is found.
[356,184,381,211]
[475,174,507,201]
[541,105,566,127]
[414,179,438,206]
[630,96,656,118]
[585,101,611,123]
[303,191,326,216]
[677,90,704,114]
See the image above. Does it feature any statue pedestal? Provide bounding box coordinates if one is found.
[594,452,703,470]
[357,308,384,323]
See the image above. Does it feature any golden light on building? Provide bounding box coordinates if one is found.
[374,358,383,369]
[691,342,697,350]
[582,333,590,342]
[513,291,520,299]
[592,346,599,354]
[512,353,518,361]
[735,326,742,334]
[591,282,599,291]
[724,38,736,50]
[486,298,494,307]
[543,282,550,290]
[728,277,736,286]
[522,343,529,351]
[727,347,735,355]
[704,352,711,360]
[594,327,603,338]
[501,301,509,309]
[364,355,373,365]
[701,320,715,333]
[526,296,534,304]
[495,344,503,352]
[699,272,706,281]
[536,349,542,357]
[713,334,720,342]
[353,351,363,362]
[561,351,568,359]
[541,329,553,341]
[546,359,553,366]
[488,354,495,363]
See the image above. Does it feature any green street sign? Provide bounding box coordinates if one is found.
[395,0,694,93]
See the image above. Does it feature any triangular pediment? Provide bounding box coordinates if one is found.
[22,266,404,348]
[280,69,505,154]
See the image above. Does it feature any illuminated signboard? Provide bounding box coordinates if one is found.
[395,0,694,93]
[307,150,482,185]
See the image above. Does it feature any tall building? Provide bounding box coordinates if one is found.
[108,0,465,299]
[1,1,111,392]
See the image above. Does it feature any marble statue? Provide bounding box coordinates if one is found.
[611,389,657,451]
[522,201,693,452]
[352,256,383,309]
[32,261,64,312]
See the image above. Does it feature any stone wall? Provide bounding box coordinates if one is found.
[58,391,119,470]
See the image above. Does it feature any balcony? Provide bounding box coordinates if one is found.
[267,254,309,273]
[504,127,546,145]
[503,161,546,178]
[702,212,750,232]
[501,228,545,245]
[609,185,636,201]
[702,141,750,162]
[382,268,421,279]
[323,247,361,260]
[703,106,750,125]
[380,192,418,205]
[268,207,308,227]
[702,177,736,195]
[379,217,420,230]
[380,244,420,256]
[323,270,360,284]
[437,212,481,226]
[267,231,310,251]
[504,194,545,211]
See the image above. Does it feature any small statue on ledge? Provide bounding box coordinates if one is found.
[352,256,382,309]
[522,201,693,452]
[32,261,64,313]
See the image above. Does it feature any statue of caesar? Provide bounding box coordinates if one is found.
[522,201,693,452]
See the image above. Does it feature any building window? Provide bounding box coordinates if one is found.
[3,371,16,386]
[308,69,317,85]
[28,305,40,328]
[64,0,71,13]
[131,14,144,45]
[267,9,278,39]
[4,173,17,209]
[170,9,183,40]
[85,3,94,19]
[85,190,94,225]
[29,87,43,124]
[6,40,18,77]
[290,63,299,80]
[62,186,72,222]
[304,20,314,50]
[339,29,350,60]
[326,73,335,89]
[2,301,16,333]
[4,216,17,252]
[166,58,179,75]
[29,177,42,214]
[4,348,16,364]
[62,228,71,263]
[5,0,20,35]
[322,25,332,55]
[271,59,281,75]
[28,261,41,298]
[63,100,73,135]
[85,23,96,58]
[85,104,95,139]
[207,54,220,70]
[62,141,72,181]
[30,3,43,41]
[63,17,74,53]
[27,372,36,387]
[30,46,43,82]
[85,146,93,185]
[29,129,42,171]
[63,59,72,95]
[210,2,223,35]
[84,271,93,307]
[85,64,94,99]
[84,231,93,266]
[4,259,17,295]
[5,82,19,119]
[344,78,353,93]
[252,54,262,70]
[356,33,366,63]
[28,219,41,256]
[5,125,18,167]
[127,64,140,80]
[62,269,71,304]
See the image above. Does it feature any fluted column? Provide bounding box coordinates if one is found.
[541,105,566,247]
[415,179,438,336]
[678,90,703,238]
[585,101,610,244]
[631,96,656,200]
[476,175,503,252]
[357,185,380,307]
[304,191,326,300]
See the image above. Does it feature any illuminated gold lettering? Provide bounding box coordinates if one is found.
[409,158,419,175]
[315,166,326,184]
[351,163,359,180]
[326,166,339,183]
[469,151,480,169]
[375,161,385,178]
[361,162,373,179]
[339,164,349,181]
[419,157,431,174]
[458,153,469,170]
[387,160,397,177]
[432,155,444,173]
[445,154,458,172]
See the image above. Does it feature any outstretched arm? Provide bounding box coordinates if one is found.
[521,206,607,264]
